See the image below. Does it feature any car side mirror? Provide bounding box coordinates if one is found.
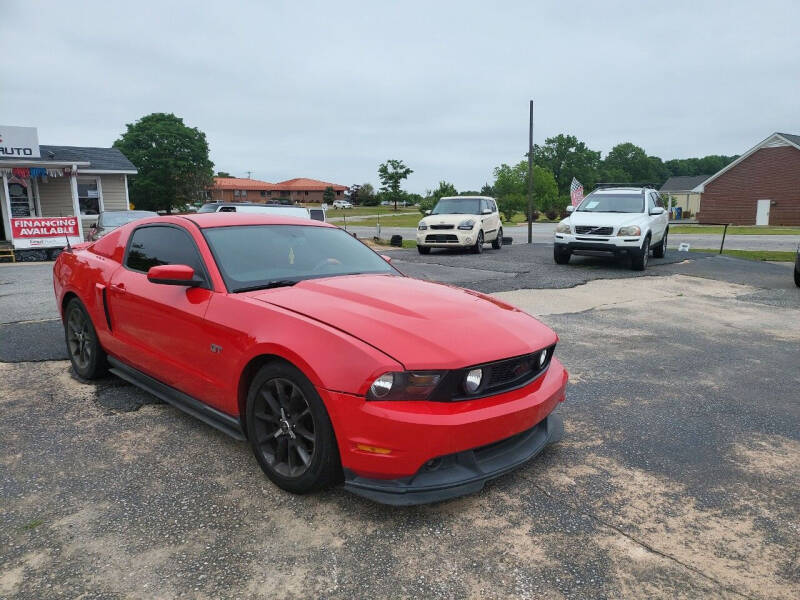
[380,254,392,263]
[425,210,432,215]
[481,209,492,215]
[147,264,203,287]
[650,207,665,215]
[566,205,575,213]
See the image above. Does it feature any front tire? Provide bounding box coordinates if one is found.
[631,236,650,271]
[472,231,484,254]
[246,361,341,494]
[417,245,431,255]
[653,228,668,258]
[63,298,107,379]
[794,261,800,287]
[492,228,503,249]
[554,247,571,265]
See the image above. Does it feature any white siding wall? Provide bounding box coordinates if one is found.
[38,177,74,217]
[99,174,129,210]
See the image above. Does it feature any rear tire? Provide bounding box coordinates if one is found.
[631,236,650,271]
[492,228,503,249]
[653,228,668,258]
[246,361,341,494]
[63,298,107,379]
[554,247,571,265]
[417,245,430,255]
[472,231,484,254]
[794,261,800,287]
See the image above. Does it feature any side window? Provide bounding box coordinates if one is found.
[490,199,497,212]
[219,206,236,212]
[647,193,656,212]
[655,193,665,208]
[126,226,206,277]
[481,199,490,213]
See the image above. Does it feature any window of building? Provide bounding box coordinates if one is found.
[8,180,34,218]
[305,191,309,196]
[77,177,102,216]
[336,191,342,196]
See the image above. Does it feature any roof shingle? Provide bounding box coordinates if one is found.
[659,175,710,192]
[0,145,137,171]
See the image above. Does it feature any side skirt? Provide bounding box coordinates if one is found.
[107,356,246,441]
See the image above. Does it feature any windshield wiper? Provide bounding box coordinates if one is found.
[233,279,299,293]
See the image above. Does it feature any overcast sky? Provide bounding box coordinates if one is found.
[2,1,798,192]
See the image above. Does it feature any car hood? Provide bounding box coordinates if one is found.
[568,211,643,229]
[247,275,557,370]
[420,213,480,226]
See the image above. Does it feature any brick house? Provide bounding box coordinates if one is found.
[209,177,276,203]
[695,132,800,225]
[208,177,348,204]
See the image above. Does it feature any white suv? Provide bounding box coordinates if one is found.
[416,196,503,254]
[553,187,669,270]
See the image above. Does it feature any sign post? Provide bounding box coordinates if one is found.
[526,101,534,244]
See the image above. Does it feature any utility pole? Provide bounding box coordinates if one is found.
[527,100,534,244]
[246,171,252,179]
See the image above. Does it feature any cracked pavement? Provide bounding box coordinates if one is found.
[1,248,799,599]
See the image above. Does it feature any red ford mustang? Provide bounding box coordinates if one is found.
[53,213,568,505]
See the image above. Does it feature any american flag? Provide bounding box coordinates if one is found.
[570,177,584,206]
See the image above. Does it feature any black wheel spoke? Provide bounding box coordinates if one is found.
[253,376,316,479]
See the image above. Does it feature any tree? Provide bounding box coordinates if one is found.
[358,183,377,206]
[377,159,413,210]
[114,113,214,213]
[492,161,558,216]
[480,183,495,196]
[601,142,658,183]
[323,186,335,204]
[216,171,232,178]
[427,180,457,203]
[534,134,601,195]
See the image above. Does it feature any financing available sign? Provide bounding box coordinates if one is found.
[10,216,81,249]
[0,125,41,158]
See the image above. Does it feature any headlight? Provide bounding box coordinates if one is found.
[457,219,476,230]
[464,368,483,393]
[555,222,571,233]
[418,222,428,230]
[617,225,641,236]
[367,371,444,401]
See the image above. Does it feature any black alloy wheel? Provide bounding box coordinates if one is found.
[246,362,341,494]
[64,298,107,379]
[252,377,316,478]
[492,228,503,249]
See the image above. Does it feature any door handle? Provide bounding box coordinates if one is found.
[111,283,126,293]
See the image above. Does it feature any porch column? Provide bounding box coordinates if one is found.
[1,173,12,242]
[124,175,131,210]
[69,165,84,241]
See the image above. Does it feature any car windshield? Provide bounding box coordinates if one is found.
[576,193,643,213]
[100,211,157,227]
[432,198,481,215]
[203,225,398,292]
[198,204,219,213]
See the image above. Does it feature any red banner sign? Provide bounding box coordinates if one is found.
[11,217,79,238]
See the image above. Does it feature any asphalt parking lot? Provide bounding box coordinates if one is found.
[1,248,799,599]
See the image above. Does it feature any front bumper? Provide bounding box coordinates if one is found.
[555,233,642,254]
[324,357,568,504]
[416,228,478,248]
[344,412,563,505]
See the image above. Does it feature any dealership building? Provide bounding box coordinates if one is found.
[0,125,137,256]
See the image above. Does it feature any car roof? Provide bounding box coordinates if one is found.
[439,196,495,201]
[179,213,334,229]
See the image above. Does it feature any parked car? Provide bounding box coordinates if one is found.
[308,207,326,222]
[332,200,352,209]
[198,202,311,219]
[53,213,567,505]
[86,210,158,241]
[416,196,503,255]
[553,186,669,270]
[794,243,799,287]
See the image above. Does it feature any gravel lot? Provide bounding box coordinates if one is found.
[1,249,798,599]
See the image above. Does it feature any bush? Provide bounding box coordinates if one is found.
[418,198,435,215]
[546,209,559,221]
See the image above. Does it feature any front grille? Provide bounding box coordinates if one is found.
[429,224,454,230]
[429,345,556,401]
[575,225,613,235]
[425,234,459,243]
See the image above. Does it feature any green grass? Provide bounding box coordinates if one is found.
[372,237,417,249]
[304,205,411,220]
[689,248,797,262]
[23,519,44,530]
[348,213,425,228]
[670,225,800,236]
